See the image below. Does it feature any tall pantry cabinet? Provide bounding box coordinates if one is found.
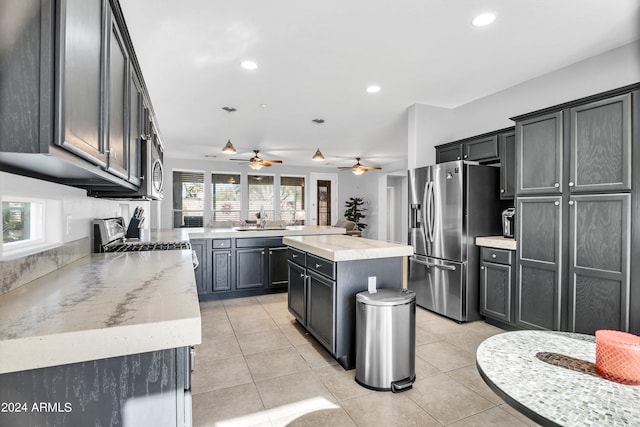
[514,85,638,335]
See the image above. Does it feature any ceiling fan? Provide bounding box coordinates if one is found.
[338,157,382,175]
[230,150,283,170]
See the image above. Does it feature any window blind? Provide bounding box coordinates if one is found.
[173,171,204,227]
[211,173,241,222]
[248,175,274,220]
[280,176,305,222]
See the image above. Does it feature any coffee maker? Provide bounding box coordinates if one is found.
[502,208,515,238]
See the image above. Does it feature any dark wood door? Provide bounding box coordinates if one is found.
[212,249,232,292]
[464,135,499,162]
[568,193,630,333]
[499,131,515,199]
[56,0,107,166]
[480,261,512,323]
[306,270,335,353]
[317,180,331,226]
[287,260,306,324]
[436,144,462,163]
[569,94,632,193]
[516,196,563,330]
[516,112,563,195]
[236,248,264,289]
[105,11,129,179]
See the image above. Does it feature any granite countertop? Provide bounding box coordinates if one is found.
[477,330,640,426]
[475,235,517,251]
[283,235,413,262]
[0,250,201,374]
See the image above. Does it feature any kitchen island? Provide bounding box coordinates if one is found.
[0,250,200,426]
[284,235,413,369]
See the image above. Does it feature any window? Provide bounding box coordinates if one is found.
[280,176,305,223]
[248,175,274,221]
[211,173,241,223]
[173,171,204,227]
[2,200,44,247]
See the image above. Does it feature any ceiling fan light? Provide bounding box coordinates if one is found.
[352,168,365,176]
[249,162,263,170]
[312,148,325,161]
[222,139,237,154]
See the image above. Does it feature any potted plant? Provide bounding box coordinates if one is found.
[344,197,367,231]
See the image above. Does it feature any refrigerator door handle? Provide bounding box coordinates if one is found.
[427,262,456,271]
[428,180,435,242]
[423,182,433,242]
[410,255,431,266]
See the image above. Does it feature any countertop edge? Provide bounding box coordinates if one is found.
[475,236,517,251]
[284,235,413,262]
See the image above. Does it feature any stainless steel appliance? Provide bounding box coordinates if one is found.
[408,160,503,322]
[502,207,515,238]
[355,289,416,392]
[93,217,190,253]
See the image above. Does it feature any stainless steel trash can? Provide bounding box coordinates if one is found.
[355,288,416,392]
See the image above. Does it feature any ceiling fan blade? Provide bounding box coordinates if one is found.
[229,158,249,162]
[263,159,282,163]
[337,166,353,170]
[362,166,382,170]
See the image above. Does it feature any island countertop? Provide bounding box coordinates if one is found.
[283,235,413,262]
[475,235,517,251]
[0,250,201,375]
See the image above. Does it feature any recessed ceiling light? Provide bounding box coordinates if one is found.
[259,104,267,108]
[366,85,381,93]
[241,60,257,70]
[472,13,496,27]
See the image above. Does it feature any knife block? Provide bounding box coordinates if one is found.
[126,218,142,238]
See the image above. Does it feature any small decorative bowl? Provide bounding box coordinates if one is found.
[595,330,640,385]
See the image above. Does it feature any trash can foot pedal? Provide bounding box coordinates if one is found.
[391,376,414,393]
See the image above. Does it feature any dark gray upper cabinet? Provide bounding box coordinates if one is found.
[568,193,630,334]
[516,196,563,330]
[569,94,632,193]
[436,144,462,163]
[128,70,142,186]
[463,135,499,162]
[56,0,107,166]
[105,8,129,179]
[516,111,563,195]
[499,131,515,199]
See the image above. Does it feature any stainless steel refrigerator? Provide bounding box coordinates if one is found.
[408,160,504,322]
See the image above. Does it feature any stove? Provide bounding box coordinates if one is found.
[93,217,191,253]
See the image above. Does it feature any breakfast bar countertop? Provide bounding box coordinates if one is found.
[0,250,201,375]
[284,234,413,262]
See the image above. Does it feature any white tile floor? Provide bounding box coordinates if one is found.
[192,293,541,427]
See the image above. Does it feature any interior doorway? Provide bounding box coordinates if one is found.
[309,173,338,226]
[317,180,331,226]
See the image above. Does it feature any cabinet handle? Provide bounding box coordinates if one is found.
[500,189,505,193]
[554,183,560,188]
[292,254,298,258]
[261,251,265,255]
[480,266,485,270]
[491,254,497,259]
[554,201,560,206]
[315,263,322,269]
[464,155,468,159]
[457,156,461,160]
[569,201,574,206]
[569,181,574,187]
[269,251,273,255]
[300,273,305,278]
[228,253,231,257]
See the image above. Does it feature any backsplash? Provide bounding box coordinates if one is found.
[0,238,90,295]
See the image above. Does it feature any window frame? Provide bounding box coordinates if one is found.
[210,172,242,224]
[279,175,305,223]
[2,197,45,251]
[247,173,276,221]
[172,169,205,228]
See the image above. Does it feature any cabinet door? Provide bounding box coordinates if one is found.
[307,270,336,354]
[569,94,632,193]
[568,194,630,334]
[480,261,512,323]
[105,12,129,179]
[516,112,563,195]
[212,249,232,292]
[56,0,107,166]
[128,70,142,186]
[190,240,208,295]
[516,196,562,330]
[499,131,515,199]
[269,247,289,287]
[464,135,499,162]
[236,248,264,289]
[288,261,306,324]
[436,144,462,163]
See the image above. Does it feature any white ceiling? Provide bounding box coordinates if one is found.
[120,0,640,170]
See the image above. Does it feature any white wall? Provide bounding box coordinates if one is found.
[407,104,454,169]
[0,172,149,257]
[338,169,380,240]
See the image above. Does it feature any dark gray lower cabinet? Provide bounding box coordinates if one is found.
[480,248,514,325]
[0,347,191,426]
[236,248,264,289]
[568,193,630,334]
[269,247,289,288]
[307,270,336,353]
[516,196,563,330]
[191,239,207,294]
[287,248,403,369]
[212,249,232,292]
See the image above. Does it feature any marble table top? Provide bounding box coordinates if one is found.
[476,330,640,426]
[0,250,201,374]
[284,234,413,262]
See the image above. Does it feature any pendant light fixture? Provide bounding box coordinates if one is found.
[312,119,325,161]
[221,107,237,154]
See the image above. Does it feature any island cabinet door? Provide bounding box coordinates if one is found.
[212,249,233,292]
[190,239,208,294]
[269,246,289,287]
[306,270,336,354]
[288,260,306,324]
[236,248,264,289]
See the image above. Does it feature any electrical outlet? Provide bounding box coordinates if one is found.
[368,276,377,293]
